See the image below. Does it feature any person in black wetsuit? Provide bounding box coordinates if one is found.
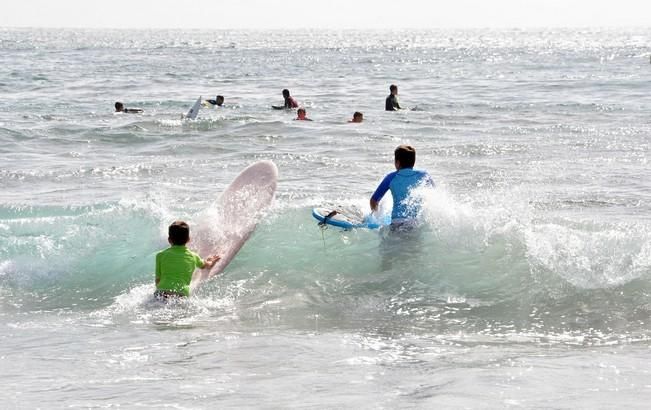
[115,102,143,113]
[385,84,401,111]
[206,95,224,106]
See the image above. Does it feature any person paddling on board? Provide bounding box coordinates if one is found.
[295,107,312,121]
[273,89,299,109]
[385,84,402,111]
[115,101,143,113]
[370,145,434,228]
[154,221,220,299]
[205,95,224,107]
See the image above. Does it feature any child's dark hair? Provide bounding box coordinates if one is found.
[389,84,397,93]
[115,101,123,110]
[282,89,290,97]
[297,107,306,115]
[394,145,416,168]
[353,111,363,119]
[168,221,190,245]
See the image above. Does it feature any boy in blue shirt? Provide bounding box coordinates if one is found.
[370,145,434,226]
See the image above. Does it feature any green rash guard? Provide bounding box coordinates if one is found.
[155,245,204,296]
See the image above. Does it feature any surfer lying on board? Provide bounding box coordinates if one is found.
[154,221,220,299]
[205,95,224,106]
[272,89,299,109]
[295,108,312,121]
[370,145,434,228]
[114,101,143,113]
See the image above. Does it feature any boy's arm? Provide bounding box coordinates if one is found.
[198,254,221,270]
[370,173,393,211]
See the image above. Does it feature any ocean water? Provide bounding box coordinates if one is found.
[1,27,650,408]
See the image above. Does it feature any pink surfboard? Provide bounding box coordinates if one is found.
[191,160,278,289]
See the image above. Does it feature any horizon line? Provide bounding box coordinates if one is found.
[2,24,649,31]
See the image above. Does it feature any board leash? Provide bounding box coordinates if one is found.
[318,210,338,249]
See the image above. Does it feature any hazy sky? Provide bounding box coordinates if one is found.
[3,0,650,29]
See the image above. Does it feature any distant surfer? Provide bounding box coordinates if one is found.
[154,221,220,299]
[370,145,434,228]
[385,84,402,111]
[295,108,312,121]
[114,102,143,113]
[205,95,224,107]
[349,111,364,123]
[273,89,299,109]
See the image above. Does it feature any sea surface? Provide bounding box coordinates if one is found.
[1,27,651,408]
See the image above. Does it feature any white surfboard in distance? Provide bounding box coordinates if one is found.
[191,160,278,289]
[185,95,202,120]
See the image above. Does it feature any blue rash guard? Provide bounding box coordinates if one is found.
[371,168,434,222]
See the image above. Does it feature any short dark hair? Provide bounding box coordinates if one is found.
[297,108,306,115]
[282,89,290,97]
[168,221,190,245]
[389,84,397,92]
[115,102,123,110]
[216,95,224,101]
[353,111,363,119]
[394,145,416,168]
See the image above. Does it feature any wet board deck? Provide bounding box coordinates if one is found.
[191,161,278,289]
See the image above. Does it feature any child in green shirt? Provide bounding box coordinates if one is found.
[155,221,219,298]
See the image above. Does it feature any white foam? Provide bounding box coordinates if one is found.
[525,221,651,289]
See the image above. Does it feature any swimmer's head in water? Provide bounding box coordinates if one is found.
[168,221,190,246]
[115,102,124,112]
[394,144,416,169]
[216,95,224,106]
[390,84,398,94]
[297,108,307,119]
[352,111,363,122]
[282,89,290,98]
